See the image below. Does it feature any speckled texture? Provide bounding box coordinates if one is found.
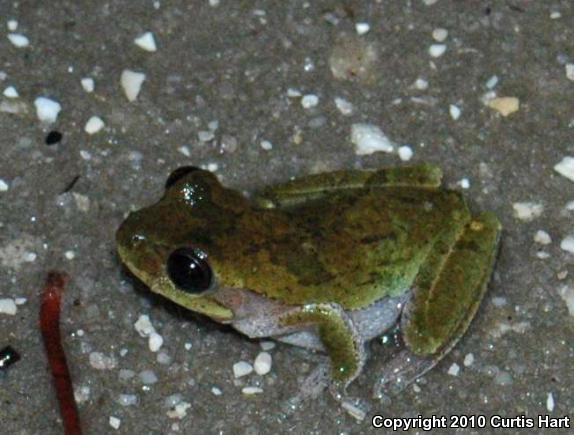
[1,1,573,433]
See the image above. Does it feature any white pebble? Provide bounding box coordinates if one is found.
[355,22,370,35]
[534,230,552,245]
[487,97,520,117]
[178,146,190,157]
[463,353,474,367]
[398,145,413,161]
[8,33,29,47]
[341,400,366,422]
[566,64,574,82]
[7,20,18,31]
[134,314,154,337]
[74,385,91,403]
[198,130,215,142]
[0,179,8,191]
[14,297,27,305]
[512,202,543,221]
[458,178,470,189]
[447,363,460,376]
[241,386,263,395]
[206,162,218,172]
[334,97,353,115]
[550,11,561,19]
[118,394,138,406]
[24,252,37,262]
[167,402,191,419]
[414,78,429,90]
[536,251,550,259]
[485,75,499,89]
[3,86,18,98]
[546,392,555,412]
[233,361,253,378]
[260,140,273,150]
[0,298,17,315]
[351,123,394,155]
[121,69,146,102]
[554,156,574,182]
[558,285,574,316]
[211,386,223,396]
[209,0,220,6]
[109,416,121,430]
[432,28,448,42]
[254,352,272,375]
[260,340,275,351]
[89,352,117,370]
[184,342,192,350]
[139,370,158,384]
[286,88,302,97]
[81,77,95,93]
[429,44,447,58]
[34,97,62,124]
[449,104,461,120]
[148,332,164,352]
[134,32,157,52]
[560,236,574,254]
[423,0,438,5]
[85,116,105,134]
[301,94,319,109]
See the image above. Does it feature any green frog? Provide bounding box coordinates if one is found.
[116,164,500,397]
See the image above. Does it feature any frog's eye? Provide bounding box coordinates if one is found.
[167,247,213,294]
[165,166,202,189]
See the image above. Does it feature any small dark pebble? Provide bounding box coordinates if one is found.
[0,346,21,370]
[45,131,63,145]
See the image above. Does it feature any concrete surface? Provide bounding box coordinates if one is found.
[0,1,573,434]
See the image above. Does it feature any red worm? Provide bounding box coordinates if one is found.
[40,271,82,435]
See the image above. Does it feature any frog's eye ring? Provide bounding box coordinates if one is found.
[165,166,202,189]
[167,247,212,294]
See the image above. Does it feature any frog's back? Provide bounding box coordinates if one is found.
[259,186,471,310]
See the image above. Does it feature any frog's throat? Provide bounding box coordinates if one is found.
[152,278,234,321]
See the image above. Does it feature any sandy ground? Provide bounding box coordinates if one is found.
[0,1,573,433]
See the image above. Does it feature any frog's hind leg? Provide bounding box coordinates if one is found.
[374,212,501,398]
[255,164,443,208]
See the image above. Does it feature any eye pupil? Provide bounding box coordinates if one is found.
[167,248,212,293]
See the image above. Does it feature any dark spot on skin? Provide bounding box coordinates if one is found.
[458,240,481,252]
[360,232,397,245]
[45,131,63,145]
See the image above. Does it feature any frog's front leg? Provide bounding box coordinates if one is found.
[280,303,366,396]
[255,164,443,208]
[374,212,501,398]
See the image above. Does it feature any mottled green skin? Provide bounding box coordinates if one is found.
[117,164,501,387]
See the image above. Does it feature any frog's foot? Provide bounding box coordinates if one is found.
[374,212,501,399]
[372,350,436,398]
[279,303,366,393]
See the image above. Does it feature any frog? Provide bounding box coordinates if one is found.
[116,164,501,398]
